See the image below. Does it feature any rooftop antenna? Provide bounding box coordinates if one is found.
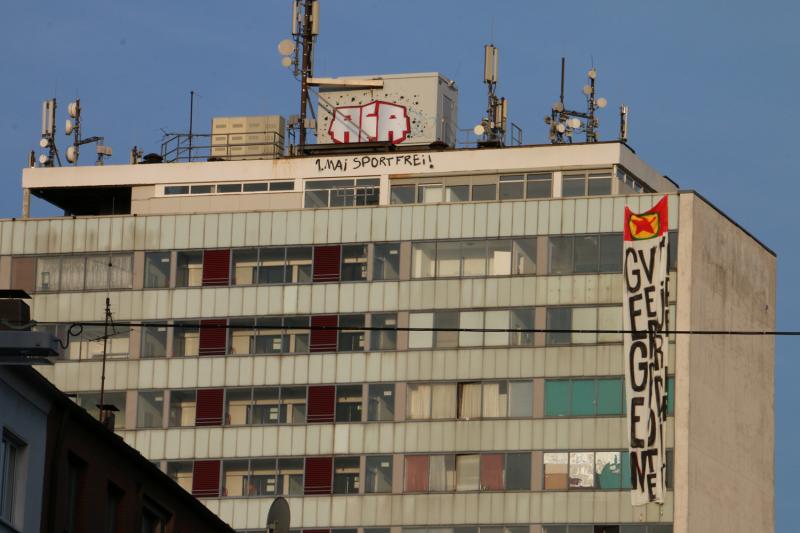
[64,99,113,165]
[38,99,61,167]
[281,0,319,154]
[619,104,629,143]
[474,44,508,147]
[544,58,607,144]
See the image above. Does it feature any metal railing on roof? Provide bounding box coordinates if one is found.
[159,132,285,163]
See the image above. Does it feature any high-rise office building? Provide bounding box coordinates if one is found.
[6,72,773,533]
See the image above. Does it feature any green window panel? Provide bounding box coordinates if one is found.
[570,380,596,416]
[544,380,570,417]
[597,379,624,415]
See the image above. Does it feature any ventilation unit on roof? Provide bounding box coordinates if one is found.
[211,115,286,160]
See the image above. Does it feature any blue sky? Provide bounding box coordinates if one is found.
[1,0,798,528]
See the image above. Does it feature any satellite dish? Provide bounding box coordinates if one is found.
[281,56,293,68]
[278,39,296,56]
[266,497,290,533]
[473,124,485,136]
[39,138,49,149]
[582,85,592,96]
[556,123,566,133]
[552,102,564,112]
[568,118,581,129]
[596,97,607,109]
[67,101,79,118]
[588,68,597,80]
[66,145,78,164]
[38,154,49,165]
[65,119,74,135]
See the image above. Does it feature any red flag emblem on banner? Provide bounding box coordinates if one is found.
[624,196,669,241]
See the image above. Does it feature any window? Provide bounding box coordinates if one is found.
[195,389,224,426]
[304,457,333,495]
[544,378,625,417]
[173,321,199,356]
[192,460,221,498]
[407,383,457,420]
[373,243,400,280]
[446,184,470,202]
[526,173,552,198]
[456,381,531,419]
[164,185,189,195]
[367,384,394,421]
[505,453,531,490]
[249,458,280,496]
[562,172,612,197]
[549,234,622,275]
[305,178,379,208]
[434,311,459,348]
[68,324,129,360]
[0,431,24,526]
[225,387,307,425]
[472,184,496,201]
[411,239,535,279]
[456,455,479,491]
[34,254,132,291]
[429,455,456,491]
[546,306,622,345]
[365,456,392,493]
[141,323,167,358]
[411,308,535,349]
[176,251,203,287]
[222,459,252,497]
[338,314,365,352]
[243,182,270,192]
[370,313,397,351]
[390,184,415,204]
[232,248,259,285]
[137,391,164,428]
[76,391,127,429]
[201,249,231,286]
[333,456,360,494]
[278,458,304,496]
[335,385,362,422]
[499,175,524,200]
[168,390,196,427]
[543,452,568,489]
[341,245,368,281]
[544,451,636,491]
[404,455,430,492]
[668,232,678,271]
[166,461,193,492]
[418,183,443,204]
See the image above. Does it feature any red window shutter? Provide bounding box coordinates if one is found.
[310,315,338,352]
[195,389,224,426]
[192,460,221,497]
[313,245,341,282]
[404,455,429,492]
[307,385,335,423]
[202,249,231,286]
[480,454,505,491]
[304,457,333,495]
[199,319,227,356]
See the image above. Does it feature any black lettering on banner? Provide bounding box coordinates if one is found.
[630,397,646,448]
[628,341,649,392]
[624,248,641,291]
[643,285,658,318]
[637,247,656,284]
[627,293,646,340]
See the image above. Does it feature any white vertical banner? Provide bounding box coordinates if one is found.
[623,195,669,505]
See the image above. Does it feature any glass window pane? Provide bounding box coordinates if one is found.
[595,451,622,489]
[412,243,437,278]
[367,384,394,421]
[544,380,570,417]
[429,455,455,491]
[569,452,595,488]
[232,248,259,285]
[365,456,392,493]
[431,383,457,419]
[598,306,622,343]
[484,310,510,346]
[36,257,60,291]
[549,236,574,274]
[370,313,397,351]
[168,390,196,427]
[333,456,360,494]
[456,455,480,491]
[573,235,599,273]
[621,450,632,489]
[508,381,533,417]
[304,190,328,208]
[500,181,524,200]
[335,384,363,422]
[61,256,86,290]
[472,184,496,201]
[419,184,443,204]
[505,453,531,490]
[373,243,400,281]
[338,314,365,352]
[404,456,429,492]
[144,252,171,288]
[571,380,596,416]
[510,309,534,346]
[526,173,552,198]
[259,247,288,284]
[513,238,537,274]
[286,247,312,283]
[446,185,470,202]
[409,313,434,349]
[546,307,572,345]
[243,182,269,192]
[481,382,508,418]
[667,376,675,416]
[341,244,368,281]
[458,383,482,420]
[176,251,203,287]
[109,254,133,289]
[137,391,164,428]
[141,324,168,358]
[459,311,484,347]
[390,184,415,204]
[251,388,281,424]
[436,242,461,277]
[572,307,598,344]
[588,174,612,195]
[84,255,108,289]
[562,174,585,197]
[599,234,623,272]
[434,311,459,348]
[479,454,505,490]
[173,321,199,356]
[407,384,431,419]
[461,241,487,276]
[668,232,678,271]
[487,240,512,276]
[543,452,568,489]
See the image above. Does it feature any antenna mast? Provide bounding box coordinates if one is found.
[474,44,508,147]
[294,0,319,152]
[545,58,607,144]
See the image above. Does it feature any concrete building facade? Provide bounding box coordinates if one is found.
[4,139,774,532]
